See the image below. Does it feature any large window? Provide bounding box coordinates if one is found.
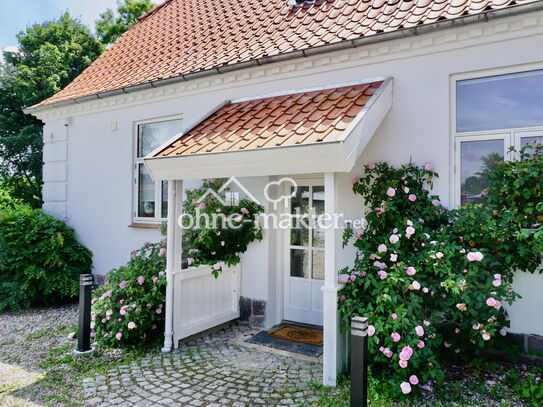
[454,68,543,207]
[134,117,182,223]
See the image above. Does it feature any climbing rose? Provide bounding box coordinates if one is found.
[137,276,145,285]
[399,360,408,368]
[405,226,415,237]
[406,266,416,276]
[351,177,360,184]
[467,251,484,262]
[486,297,497,307]
[389,234,400,244]
[391,313,398,320]
[492,279,501,287]
[128,322,136,330]
[386,187,396,197]
[482,332,491,341]
[143,241,150,247]
[408,194,417,202]
[378,244,387,253]
[159,248,166,257]
[367,325,375,336]
[339,295,346,301]
[156,308,162,314]
[119,281,127,289]
[152,276,158,283]
[367,162,376,169]
[377,270,388,280]
[415,326,424,336]
[391,332,401,342]
[435,252,444,259]
[424,161,434,171]
[338,274,350,284]
[411,281,421,290]
[115,332,122,340]
[399,346,413,361]
[417,340,425,348]
[390,253,398,262]
[400,382,412,394]
[409,375,419,385]
[431,199,441,206]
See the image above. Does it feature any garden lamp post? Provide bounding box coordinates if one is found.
[76,273,94,354]
[350,316,369,407]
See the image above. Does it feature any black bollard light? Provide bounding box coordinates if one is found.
[350,316,368,407]
[76,273,94,354]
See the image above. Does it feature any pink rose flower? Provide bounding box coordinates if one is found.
[435,252,444,259]
[409,375,419,385]
[384,349,393,358]
[152,276,158,283]
[482,332,491,341]
[391,313,398,320]
[115,332,122,340]
[128,322,136,330]
[389,234,400,244]
[338,274,350,284]
[198,202,206,209]
[119,281,127,289]
[424,161,434,171]
[377,244,387,253]
[486,297,497,307]
[400,346,413,361]
[159,248,166,257]
[417,340,425,348]
[339,295,346,301]
[492,279,501,287]
[367,325,375,336]
[390,253,398,262]
[159,271,165,276]
[415,326,424,336]
[386,187,396,197]
[406,266,416,276]
[377,270,388,280]
[156,308,162,314]
[351,177,360,184]
[431,199,441,206]
[391,332,401,342]
[400,382,412,394]
[367,162,376,169]
[137,276,145,285]
[467,251,484,262]
[411,281,421,290]
[349,275,356,282]
[399,360,408,368]
[408,194,417,202]
[405,226,415,237]
[355,229,364,239]
[187,257,195,265]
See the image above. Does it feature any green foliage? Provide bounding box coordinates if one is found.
[91,240,167,348]
[505,365,543,406]
[0,180,24,209]
[0,13,103,205]
[95,0,156,45]
[182,178,264,277]
[0,205,93,310]
[339,162,527,397]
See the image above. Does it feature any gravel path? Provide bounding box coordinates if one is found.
[0,304,78,406]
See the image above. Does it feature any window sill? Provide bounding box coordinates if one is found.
[128,222,161,229]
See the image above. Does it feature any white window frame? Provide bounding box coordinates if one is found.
[132,114,183,224]
[450,63,543,208]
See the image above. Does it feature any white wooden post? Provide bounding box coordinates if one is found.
[162,180,181,352]
[323,172,345,386]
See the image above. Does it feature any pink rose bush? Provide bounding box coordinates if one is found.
[338,162,522,397]
[92,240,167,348]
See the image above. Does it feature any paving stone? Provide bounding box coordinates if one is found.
[81,323,322,406]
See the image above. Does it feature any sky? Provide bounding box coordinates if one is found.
[0,0,164,50]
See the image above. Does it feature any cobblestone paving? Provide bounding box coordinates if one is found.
[83,324,323,406]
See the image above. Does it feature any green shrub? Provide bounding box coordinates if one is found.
[339,162,528,397]
[91,240,167,348]
[0,205,93,310]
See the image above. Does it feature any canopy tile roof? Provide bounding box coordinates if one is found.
[33,0,535,109]
[154,81,383,157]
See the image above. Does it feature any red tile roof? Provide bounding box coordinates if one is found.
[34,0,532,109]
[154,81,383,156]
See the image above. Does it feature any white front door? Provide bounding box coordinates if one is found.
[284,181,325,326]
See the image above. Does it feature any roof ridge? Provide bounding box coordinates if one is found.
[137,0,175,23]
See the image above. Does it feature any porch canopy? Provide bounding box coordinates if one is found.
[144,78,392,180]
[143,77,392,386]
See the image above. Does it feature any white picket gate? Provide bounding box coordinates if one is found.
[172,263,241,347]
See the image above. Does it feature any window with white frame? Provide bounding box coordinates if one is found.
[454,68,543,207]
[134,117,183,222]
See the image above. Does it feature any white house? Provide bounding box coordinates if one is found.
[26,0,543,385]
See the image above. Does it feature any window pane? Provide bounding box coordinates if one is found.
[460,139,504,205]
[457,69,543,132]
[138,119,182,157]
[161,181,168,218]
[290,249,309,278]
[312,250,324,280]
[521,136,543,155]
[138,164,155,217]
[312,186,325,248]
[291,186,309,246]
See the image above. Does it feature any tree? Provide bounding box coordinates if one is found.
[0,13,103,206]
[95,0,156,45]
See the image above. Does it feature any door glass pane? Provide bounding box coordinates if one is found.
[290,249,309,278]
[460,139,504,205]
[161,181,168,218]
[312,250,325,280]
[457,69,543,132]
[138,119,182,157]
[312,186,325,248]
[521,136,543,157]
[138,164,155,217]
[291,186,309,246]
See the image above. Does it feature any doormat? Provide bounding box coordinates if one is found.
[245,329,323,357]
[268,325,323,346]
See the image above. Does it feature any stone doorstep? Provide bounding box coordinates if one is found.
[504,332,543,358]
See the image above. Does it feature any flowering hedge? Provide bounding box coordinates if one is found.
[91,240,167,348]
[339,161,533,397]
[182,178,264,276]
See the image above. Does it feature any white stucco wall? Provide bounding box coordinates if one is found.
[37,10,543,335]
